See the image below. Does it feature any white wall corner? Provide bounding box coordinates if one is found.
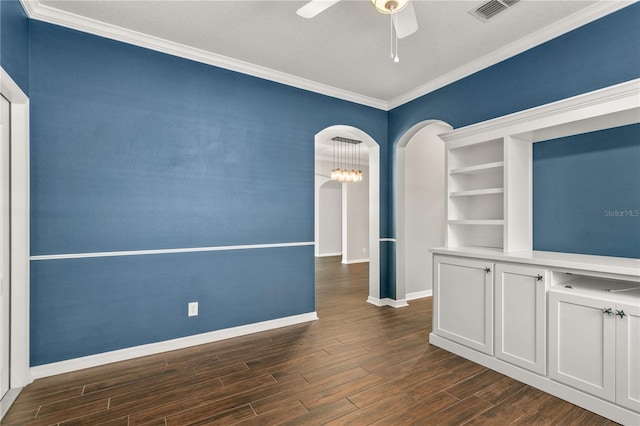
[366,296,409,308]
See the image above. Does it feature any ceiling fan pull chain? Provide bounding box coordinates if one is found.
[394,12,399,62]
[390,11,394,59]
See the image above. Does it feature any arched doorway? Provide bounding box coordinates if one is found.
[395,120,452,303]
[314,125,380,303]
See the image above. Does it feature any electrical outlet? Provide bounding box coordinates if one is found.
[188,302,198,317]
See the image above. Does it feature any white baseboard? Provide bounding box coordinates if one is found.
[0,388,22,422]
[342,258,369,264]
[366,296,409,308]
[366,296,385,307]
[406,290,433,300]
[30,311,318,380]
[315,252,342,257]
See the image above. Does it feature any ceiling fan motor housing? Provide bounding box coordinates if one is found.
[371,0,409,14]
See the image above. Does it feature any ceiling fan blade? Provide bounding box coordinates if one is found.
[394,2,419,39]
[296,0,341,19]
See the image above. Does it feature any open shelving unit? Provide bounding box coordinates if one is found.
[440,79,639,254]
[444,135,530,251]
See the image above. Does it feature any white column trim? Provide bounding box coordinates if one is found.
[366,296,409,309]
[0,67,31,391]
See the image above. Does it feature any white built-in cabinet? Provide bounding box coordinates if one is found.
[549,278,640,413]
[495,263,547,375]
[429,79,640,426]
[433,255,493,355]
[617,300,640,413]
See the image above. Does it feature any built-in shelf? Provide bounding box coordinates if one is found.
[442,79,639,254]
[450,161,504,175]
[446,138,507,249]
[450,188,504,197]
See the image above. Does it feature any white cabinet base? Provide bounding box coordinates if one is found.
[429,333,640,425]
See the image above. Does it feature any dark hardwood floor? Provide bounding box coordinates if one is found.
[2,256,617,425]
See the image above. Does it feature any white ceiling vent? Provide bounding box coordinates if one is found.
[470,0,520,22]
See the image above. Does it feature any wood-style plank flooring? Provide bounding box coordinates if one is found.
[2,256,618,425]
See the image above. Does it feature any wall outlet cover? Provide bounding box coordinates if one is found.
[188,302,198,317]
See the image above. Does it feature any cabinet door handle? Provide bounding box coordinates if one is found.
[484,267,491,273]
[602,308,613,316]
[536,274,543,282]
[616,310,627,319]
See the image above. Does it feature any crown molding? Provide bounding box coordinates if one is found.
[20,0,388,111]
[20,0,636,112]
[386,1,636,110]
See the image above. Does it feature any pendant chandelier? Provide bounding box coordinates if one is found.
[330,136,363,183]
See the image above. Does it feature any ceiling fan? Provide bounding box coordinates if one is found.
[296,0,419,39]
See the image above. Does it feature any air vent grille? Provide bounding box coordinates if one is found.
[470,0,520,22]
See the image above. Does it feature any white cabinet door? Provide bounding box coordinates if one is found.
[495,264,546,375]
[433,255,493,355]
[615,301,640,413]
[549,290,616,402]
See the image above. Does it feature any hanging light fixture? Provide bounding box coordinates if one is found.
[330,137,363,183]
[370,0,408,62]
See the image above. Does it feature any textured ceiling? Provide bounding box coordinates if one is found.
[29,0,626,109]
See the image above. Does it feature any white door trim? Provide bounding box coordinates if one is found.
[0,67,31,394]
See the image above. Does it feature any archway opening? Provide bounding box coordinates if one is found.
[314,125,380,303]
[395,120,452,303]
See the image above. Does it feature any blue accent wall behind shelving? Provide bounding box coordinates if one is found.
[533,124,640,259]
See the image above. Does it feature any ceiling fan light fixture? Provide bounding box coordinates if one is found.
[370,0,409,14]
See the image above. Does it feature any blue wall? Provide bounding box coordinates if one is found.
[28,22,387,365]
[31,246,315,364]
[533,124,640,259]
[0,0,29,94]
